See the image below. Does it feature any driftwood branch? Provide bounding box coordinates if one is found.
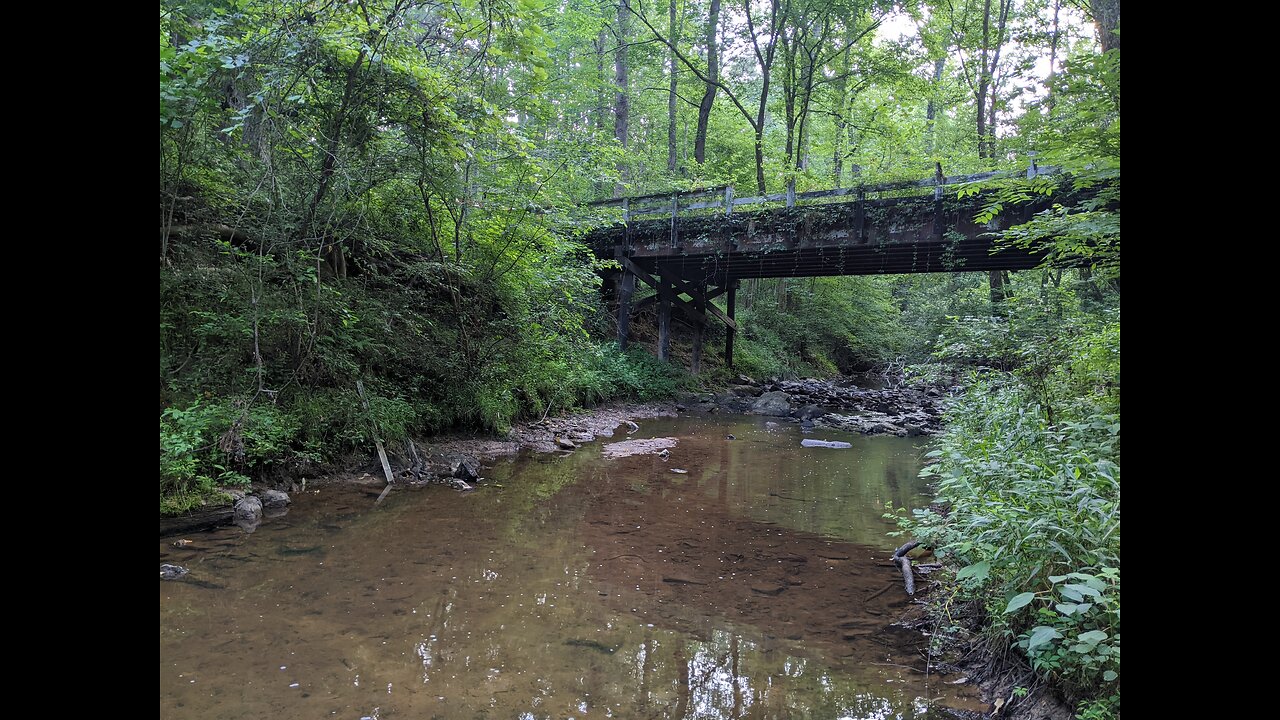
[356,380,397,506]
[891,539,924,595]
[405,438,426,481]
[896,556,916,595]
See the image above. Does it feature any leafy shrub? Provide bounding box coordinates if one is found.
[898,295,1120,717]
[159,399,301,514]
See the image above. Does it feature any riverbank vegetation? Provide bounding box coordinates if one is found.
[161,1,1118,713]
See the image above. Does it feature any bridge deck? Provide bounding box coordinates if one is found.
[583,166,1070,371]
[589,193,1051,283]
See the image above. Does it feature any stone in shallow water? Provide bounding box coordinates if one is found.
[601,437,678,459]
[752,391,792,417]
[234,496,263,531]
[801,439,851,449]
[260,489,291,508]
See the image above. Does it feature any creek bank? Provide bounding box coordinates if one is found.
[892,601,1077,720]
[883,538,1076,720]
[678,376,951,436]
[159,402,677,536]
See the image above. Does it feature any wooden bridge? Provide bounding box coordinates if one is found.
[586,162,1065,371]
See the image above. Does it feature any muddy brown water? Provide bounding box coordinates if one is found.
[159,415,987,719]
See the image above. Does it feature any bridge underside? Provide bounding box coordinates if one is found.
[586,192,1058,371]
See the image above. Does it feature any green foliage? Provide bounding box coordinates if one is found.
[159,399,301,514]
[898,290,1120,716]
[733,277,907,378]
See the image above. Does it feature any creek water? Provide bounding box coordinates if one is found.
[159,415,985,719]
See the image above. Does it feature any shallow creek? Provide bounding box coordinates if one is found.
[160,415,986,719]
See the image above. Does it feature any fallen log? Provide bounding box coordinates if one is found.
[895,555,916,595]
[890,539,923,595]
[160,507,233,536]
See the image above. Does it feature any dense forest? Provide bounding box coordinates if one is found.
[160,0,1118,715]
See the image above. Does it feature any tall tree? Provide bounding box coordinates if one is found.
[942,0,1015,161]
[615,0,632,194]
[694,0,721,165]
[667,0,682,172]
[630,0,789,193]
[1089,0,1119,52]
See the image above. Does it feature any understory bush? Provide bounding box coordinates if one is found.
[896,292,1120,718]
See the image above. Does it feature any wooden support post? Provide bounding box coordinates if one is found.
[934,162,946,240]
[617,268,636,349]
[724,186,734,217]
[665,274,737,331]
[725,280,738,369]
[786,178,796,208]
[1027,152,1039,178]
[657,281,672,361]
[855,188,866,244]
[690,283,706,374]
[670,194,678,248]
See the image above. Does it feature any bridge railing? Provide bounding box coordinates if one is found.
[587,159,1056,224]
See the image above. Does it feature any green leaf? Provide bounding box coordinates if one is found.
[1005,592,1036,613]
[956,561,990,582]
[1077,630,1108,645]
[1103,670,1118,682]
[1027,626,1062,649]
[1063,583,1102,599]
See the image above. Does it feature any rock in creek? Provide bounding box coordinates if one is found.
[555,437,576,450]
[451,455,482,480]
[234,496,263,531]
[259,489,291,509]
[160,564,189,580]
[751,391,793,417]
[602,437,678,459]
[801,439,852,449]
[796,403,826,421]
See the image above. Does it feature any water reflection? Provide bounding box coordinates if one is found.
[160,415,981,719]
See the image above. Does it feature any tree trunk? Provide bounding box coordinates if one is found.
[301,47,368,240]
[667,0,680,173]
[595,29,609,130]
[925,58,946,153]
[1090,0,1120,52]
[753,128,767,194]
[745,0,780,195]
[832,48,849,187]
[615,0,631,195]
[782,33,797,171]
[694,0,721,165]
[976,0,991,161]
